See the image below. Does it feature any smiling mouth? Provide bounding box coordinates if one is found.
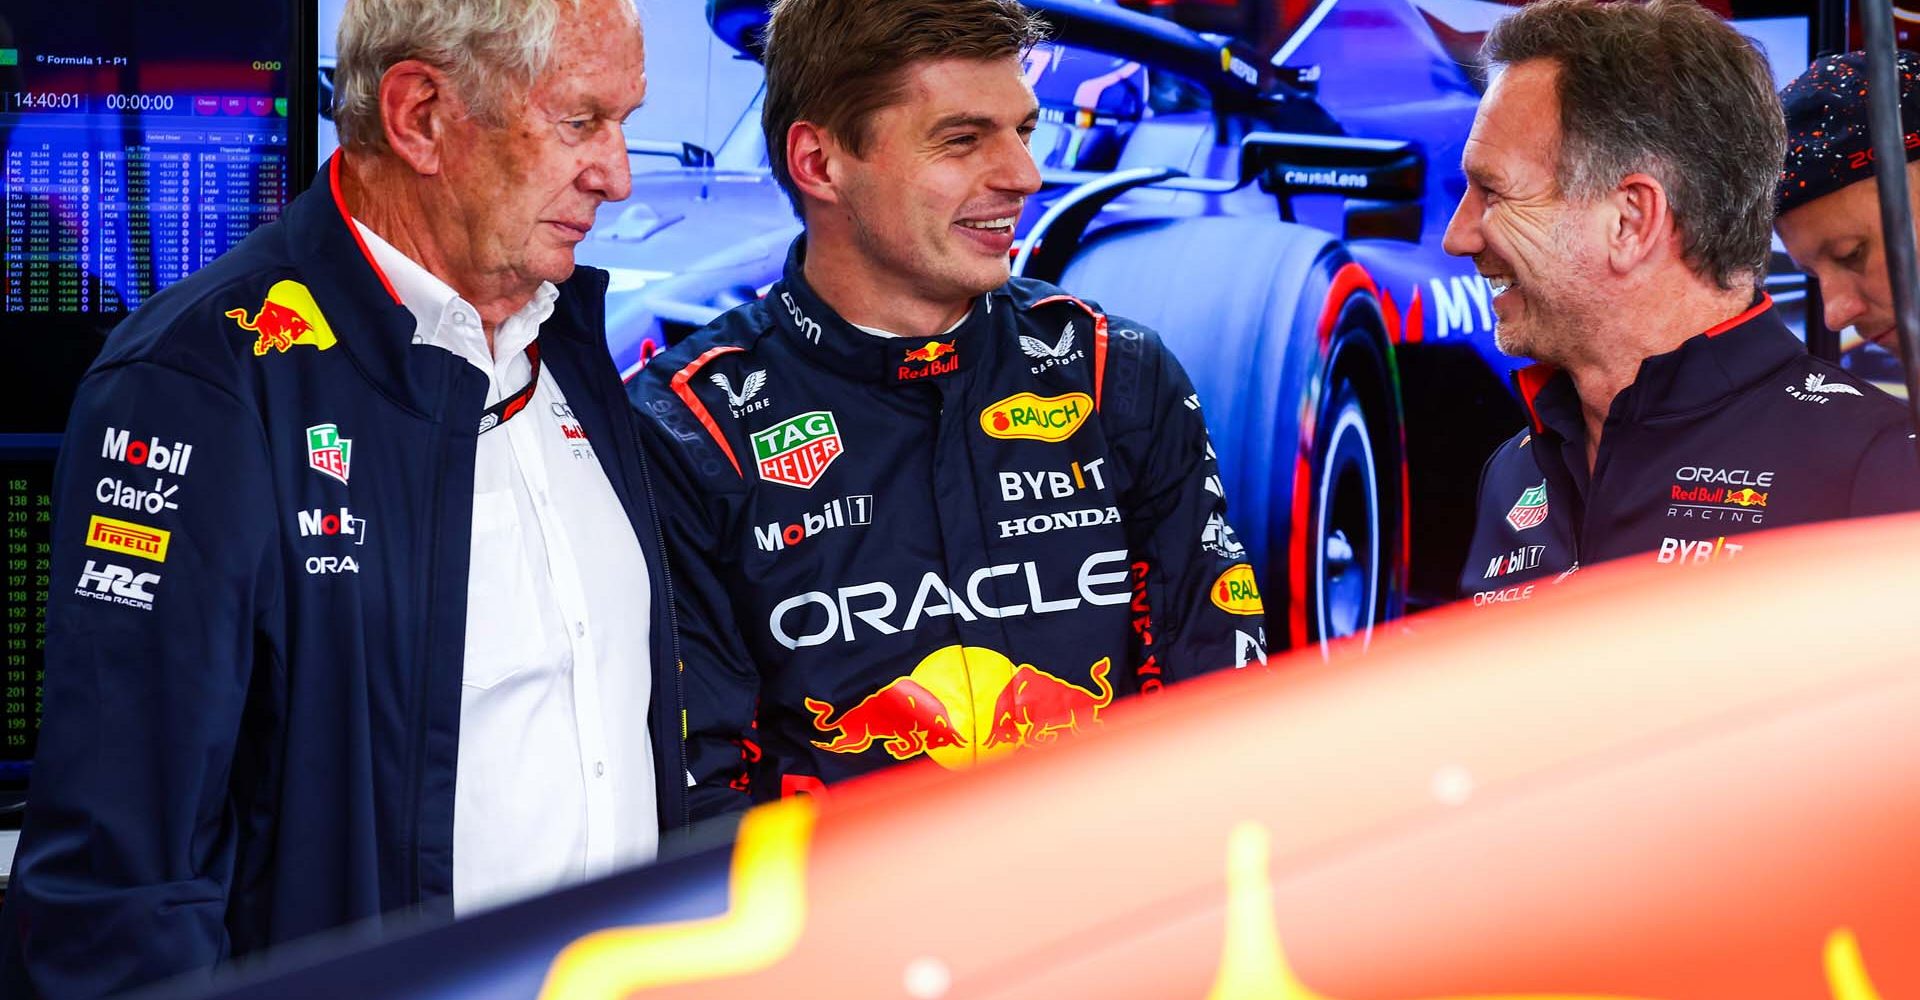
[1485,275,1517,297]
[956,215,1019,233]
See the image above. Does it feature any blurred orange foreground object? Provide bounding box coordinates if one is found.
[543,512,1920,999]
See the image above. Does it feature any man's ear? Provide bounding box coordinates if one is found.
[1607,172,1671,275]
[379,59,450,176]
[786,120,843,208]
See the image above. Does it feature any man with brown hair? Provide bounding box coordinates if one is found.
[1447,0,1920,607]
[633,0,1264,815]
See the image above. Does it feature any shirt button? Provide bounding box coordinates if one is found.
[594,762,606,778]
[575,621,586,638]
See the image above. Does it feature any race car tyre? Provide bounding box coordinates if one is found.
[1059,215,1403,654]
[1311,325,1393,650]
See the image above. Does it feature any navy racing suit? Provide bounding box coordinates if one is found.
[633,240,1267,818]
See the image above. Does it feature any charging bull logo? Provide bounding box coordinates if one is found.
[902,341,956,364]
[983,657,1113,748]
[807,645,1116,770]
[897,340,960,382]
[226,280,338,356]
[804,678,967,760]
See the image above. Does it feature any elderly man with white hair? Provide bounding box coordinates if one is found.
[0,0,680,994]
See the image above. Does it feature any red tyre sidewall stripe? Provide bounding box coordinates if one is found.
[1293,262,1382,650]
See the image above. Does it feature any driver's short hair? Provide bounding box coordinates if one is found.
[760,0,1049,216]
[1485,0,1785,290]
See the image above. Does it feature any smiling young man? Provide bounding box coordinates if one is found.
[1775,50,1920,382]
[1443,0,1920,607]
[633,0,1263,814]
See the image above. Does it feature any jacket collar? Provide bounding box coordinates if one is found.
[284,153,608,416]
[1510,293,1794,440]
[765,237,991,385]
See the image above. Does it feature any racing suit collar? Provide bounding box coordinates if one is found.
[767,236,993,385]
[1509,293,1791,439]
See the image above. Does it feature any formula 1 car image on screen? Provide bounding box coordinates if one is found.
[575,0,1810,654]
[161,511,1920,1000]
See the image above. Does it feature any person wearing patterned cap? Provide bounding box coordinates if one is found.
[1776,50,1920,381]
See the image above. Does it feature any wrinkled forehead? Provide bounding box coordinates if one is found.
[532,0,646,110]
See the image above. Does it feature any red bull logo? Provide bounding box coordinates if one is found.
[226,280,338,356]
[983,657,1113,749]
[897,340,960,381]
[1726,488,1768,508]
[805,678,966,760]
[902,340,956,364]
[806,645,1117,770]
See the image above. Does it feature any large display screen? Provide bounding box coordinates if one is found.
[0,0,298,817]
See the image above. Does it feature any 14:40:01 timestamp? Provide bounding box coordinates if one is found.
[3,92,84,111]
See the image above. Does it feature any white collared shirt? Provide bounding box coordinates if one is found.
[354,221,657,915]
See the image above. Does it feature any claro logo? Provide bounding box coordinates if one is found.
[979,392,1092,443]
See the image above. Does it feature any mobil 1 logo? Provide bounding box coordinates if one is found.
[755,495,873,553]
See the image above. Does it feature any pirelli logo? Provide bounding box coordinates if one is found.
[86,514,170,563]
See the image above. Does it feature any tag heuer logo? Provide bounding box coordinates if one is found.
[1505,480,1549,531]
[751,411,843,489]
[306,423,353,485]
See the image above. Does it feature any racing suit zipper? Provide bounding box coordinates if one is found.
[634,449,692,834]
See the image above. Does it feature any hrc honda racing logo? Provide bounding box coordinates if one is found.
[768,550,1130,649]
[74,560,161,611]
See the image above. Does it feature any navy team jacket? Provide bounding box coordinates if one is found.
[1,157,688,999]
[1460,295,1920,604]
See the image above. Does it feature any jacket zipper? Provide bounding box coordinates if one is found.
[634,448,692,834]
[406,408,450,904]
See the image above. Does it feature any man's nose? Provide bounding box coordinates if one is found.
[1442,187,1483,258]
[1821,279,1864,334]
[994,134,1043,197]
[582,125,633,204]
